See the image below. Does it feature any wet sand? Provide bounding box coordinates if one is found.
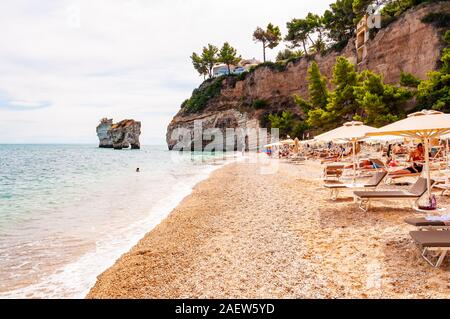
[87,159,449,298]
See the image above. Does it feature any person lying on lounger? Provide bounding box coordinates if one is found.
[391,143,425,175]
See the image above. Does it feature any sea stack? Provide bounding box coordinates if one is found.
[96,118,141,150]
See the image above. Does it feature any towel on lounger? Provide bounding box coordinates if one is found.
[426,215,450,222]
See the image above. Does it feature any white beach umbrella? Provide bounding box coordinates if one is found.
[280,138,295,145]
[315,121,378,181]
[362,135,404,144]
[314,121,378,142]
[366,110,450,199]
[299,139,316,145]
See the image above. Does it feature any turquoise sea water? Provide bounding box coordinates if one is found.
[0,145,232,298]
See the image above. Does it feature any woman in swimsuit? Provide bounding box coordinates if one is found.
[391,144,425,175]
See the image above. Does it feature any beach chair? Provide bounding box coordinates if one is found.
[405,217,450,231]
[434,183,450,196]
[324,171,387,200]
[385,172,422,185]
[370,158,387,170]
[410,230,450,267]
[322,164,345,181]
[353,177,433,212]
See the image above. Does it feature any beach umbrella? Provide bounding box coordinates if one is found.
[300,139,315,145]
[293,138,300,154]
[315,121,378,182]
[280,138,295,145]
[362,135,404,144]
[366,110,450,200]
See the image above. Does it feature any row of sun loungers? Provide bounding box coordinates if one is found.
[406,215,450,267]
[324,171,387,200]
[354,177,433,212]
[321,166,449,267]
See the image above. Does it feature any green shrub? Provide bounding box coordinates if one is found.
[259,112,272,128]
[251,99,268,109]
[236,71,249,81]
[182,77,223,113]
[400,72,421,87]
[421,12,450,29]
[256,61,289,73]
[323,39,349,55]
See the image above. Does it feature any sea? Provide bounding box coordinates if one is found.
[0,144,235,298]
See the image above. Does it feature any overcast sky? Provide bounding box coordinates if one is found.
[0,0,334,144]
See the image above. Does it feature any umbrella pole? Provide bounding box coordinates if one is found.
[424,138,432,200]
[446,138,450,186]
[353,140,356,184]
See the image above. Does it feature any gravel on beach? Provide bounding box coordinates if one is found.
[87,159,449,298]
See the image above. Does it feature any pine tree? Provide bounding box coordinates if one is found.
[417,30,450,111]
[308,62,329,109]
[253,23,282,62]
[354,70,412,126]
[327,56,359,119]
[294,61,328,113]
[218,42,241,74]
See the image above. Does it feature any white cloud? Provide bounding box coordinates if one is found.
[0,0,334,144]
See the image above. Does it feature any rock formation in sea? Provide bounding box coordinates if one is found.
[166,2,450,150]
[96,118,141,150]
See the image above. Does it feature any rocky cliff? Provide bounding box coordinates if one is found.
[96,118,141,150]
[166,2,450,150]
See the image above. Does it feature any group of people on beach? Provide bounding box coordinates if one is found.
[264,138,450,177]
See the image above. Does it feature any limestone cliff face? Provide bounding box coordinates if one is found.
[96,119,141,150]
[166,2,449,150]
[97,118,114,148]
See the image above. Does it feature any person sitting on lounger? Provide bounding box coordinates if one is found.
[391,143,425,175]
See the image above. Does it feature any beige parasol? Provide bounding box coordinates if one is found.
[280,138,295,145]
[293,138,300,154]
[315,121,378,182]
[366,110,450,199]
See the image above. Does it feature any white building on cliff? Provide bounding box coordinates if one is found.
[212,58,261,77]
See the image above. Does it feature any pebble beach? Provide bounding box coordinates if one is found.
[87,158,449,298]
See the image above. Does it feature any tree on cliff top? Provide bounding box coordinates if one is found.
[322,0,356,46]
[276,48,304,62]
[253,23,282,62]
[285,13,327,56]
[285,18,311,55]
[191,44,218,79]
[304,13,327,54]
[191,52,208,79]
[218,42,241,74]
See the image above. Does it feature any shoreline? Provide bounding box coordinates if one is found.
[0,154,232,299]
[87,160,449,298]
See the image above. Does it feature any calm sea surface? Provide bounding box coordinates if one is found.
[0,144,232,298]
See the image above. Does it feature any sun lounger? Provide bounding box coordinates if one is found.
[370,158,387,170]
[353,177,433,212]
[434,183,450,196]
[324,171,387,200]
[385,172,421,185]
[410,230,450,267]
[405,217,450,231]
[322,164,345,181]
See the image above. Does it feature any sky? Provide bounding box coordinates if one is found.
[0,0,335,145]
